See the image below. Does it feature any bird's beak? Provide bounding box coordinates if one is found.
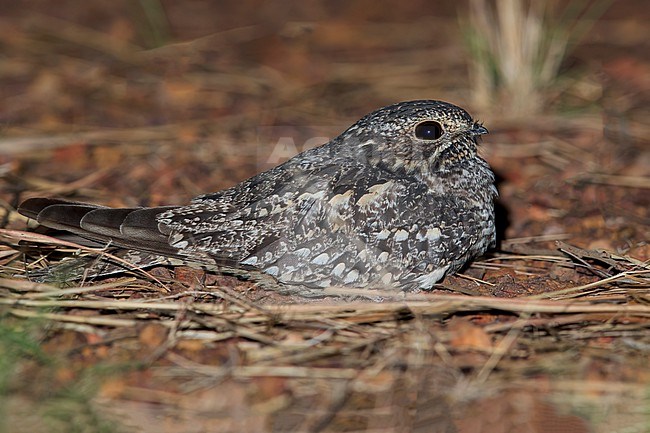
[471,124,489,136]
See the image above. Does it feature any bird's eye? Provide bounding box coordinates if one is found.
[414,121,443,140]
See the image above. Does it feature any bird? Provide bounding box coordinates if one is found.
[19,100,497,293]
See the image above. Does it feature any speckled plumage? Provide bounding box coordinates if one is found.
[19,100,497,292]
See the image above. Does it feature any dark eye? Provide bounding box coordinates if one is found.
[414,121,443,140]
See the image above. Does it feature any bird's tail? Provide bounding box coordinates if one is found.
[18,197,180,256]
[17,198,274,286]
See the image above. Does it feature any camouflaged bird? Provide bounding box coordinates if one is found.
[19,100,497,293]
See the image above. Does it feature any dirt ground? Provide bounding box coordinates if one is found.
[0,1,648,432]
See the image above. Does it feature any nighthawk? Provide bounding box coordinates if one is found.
[19,100,497,292]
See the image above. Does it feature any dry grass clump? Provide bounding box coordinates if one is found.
[464,0,611,116]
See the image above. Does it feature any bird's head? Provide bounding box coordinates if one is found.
[341,100,488,176]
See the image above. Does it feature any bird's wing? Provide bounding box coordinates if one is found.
[158,161,434,286]
[155,162,352,263]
